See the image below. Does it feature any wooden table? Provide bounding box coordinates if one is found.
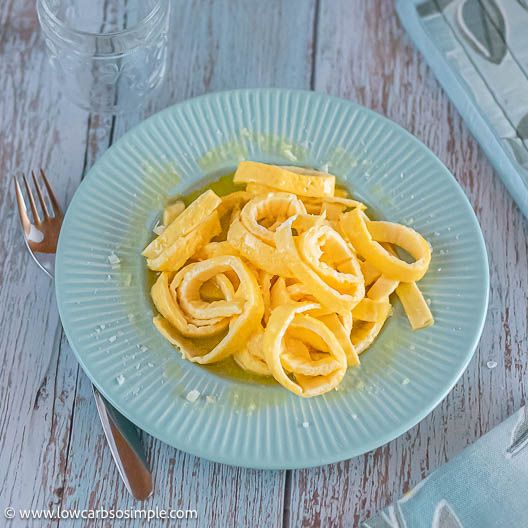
[1,1,526,526]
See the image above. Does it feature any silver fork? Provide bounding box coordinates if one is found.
[14,170,154,501]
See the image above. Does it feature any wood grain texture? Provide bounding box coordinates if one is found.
[287,1,528,526]
[1,0,526,526]
[36,1,316,527]
[0,0,91,522]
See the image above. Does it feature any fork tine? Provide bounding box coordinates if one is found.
[31,169,50,218]
[13,176,31,231]
[39,169,62,216]
[22,173,41,223]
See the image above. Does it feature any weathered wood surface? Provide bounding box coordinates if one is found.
[0,0,526,527]
[287,1,528,526]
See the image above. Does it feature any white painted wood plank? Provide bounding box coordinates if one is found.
[58,2,316,526]
[287,0,528,525]
[0,0,92,521]
[0,1,124,524]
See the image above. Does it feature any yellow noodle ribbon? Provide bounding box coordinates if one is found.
[151,255,263,364]
[163,200,185,225]
[143,189,221,259]
[233,326,271,376]
[240,192,306,244]
[275,216,365,314]
[234,161,335,198]
[396,282,434,330]
[146,211,221,271]
[227,216,294,277]
[340,208,431,282]
[263,303,347,397]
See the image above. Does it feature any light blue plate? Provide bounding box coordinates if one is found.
[55,89,489,469]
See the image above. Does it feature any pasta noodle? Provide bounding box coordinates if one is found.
[144,161,434,397]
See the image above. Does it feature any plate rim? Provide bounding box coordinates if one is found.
[56,88,490,469]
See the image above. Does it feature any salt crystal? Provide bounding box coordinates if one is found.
[128,313,135,323]
[206,396,216,404]
[487,361,497,369]
[153,223,165,235]
[302,421,310,428]
[402,378,410,385]
[282,148,297,161]
[186,389,200,403]
[116,374,125,385]
[108,335,117,343]
[108,252,120,267]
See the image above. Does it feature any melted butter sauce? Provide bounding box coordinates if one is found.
[182,172,240,205]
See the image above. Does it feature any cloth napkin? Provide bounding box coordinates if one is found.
[396,0,528,219]
[362,405,528,527]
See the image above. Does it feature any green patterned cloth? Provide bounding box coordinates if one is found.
[362,406,528,527]
[396,0,528,218]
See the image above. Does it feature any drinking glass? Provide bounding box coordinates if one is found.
[37,0,170,113]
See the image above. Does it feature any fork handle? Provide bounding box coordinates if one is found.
[92,386,154,500]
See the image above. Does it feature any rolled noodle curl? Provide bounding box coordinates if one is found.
[152,255,263,364]
[340,208,431,282]
[276,215,365,314]
[263,303,347,397]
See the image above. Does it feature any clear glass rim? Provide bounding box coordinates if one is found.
[37,0,165,39]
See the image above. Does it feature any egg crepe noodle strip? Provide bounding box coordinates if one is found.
[145,161,435,397]
[152,256,263,364]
